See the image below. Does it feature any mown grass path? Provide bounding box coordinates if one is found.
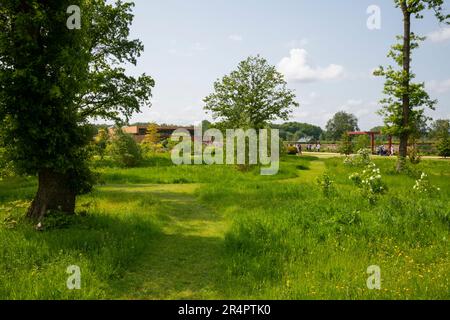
[110,184,229,299]
[280,159,325,184]
[109,158,326,299]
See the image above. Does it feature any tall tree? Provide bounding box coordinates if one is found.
[0,1,154,219]
[430,119,450,139]
[325,111,359,141]
[204,55,299,130]
[374,0,449,170]
[432,119,450,157]
[273,122,323,141]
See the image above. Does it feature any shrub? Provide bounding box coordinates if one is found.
[287,146,297,155]
[142,143,165,158]
[141,123,165,156]
[354,135,370,152]
[413,172,441,195]
[339,132,353,155]
[344,148,372,167]
[333,209,362,226]
[107,129,142,167]
[437,135,450,158]
[349,162,387,204]
[316,173,335,198]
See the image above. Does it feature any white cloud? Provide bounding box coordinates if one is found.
[427,79,450,93]
[340,99,375,118]
[277,49,344,83]
[428,27,450,43]
[228,34,243,42]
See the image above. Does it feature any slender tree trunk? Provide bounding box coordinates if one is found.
[398,2,411,171]
[27,169,76,221]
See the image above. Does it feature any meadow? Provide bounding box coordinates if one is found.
[0,154,449,299]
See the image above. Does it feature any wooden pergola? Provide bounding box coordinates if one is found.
[348,131,393,154]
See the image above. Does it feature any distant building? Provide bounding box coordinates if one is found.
[109,125,195,143]
[297,137,314,143]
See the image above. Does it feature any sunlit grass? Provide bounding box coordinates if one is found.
[0,155,448,299]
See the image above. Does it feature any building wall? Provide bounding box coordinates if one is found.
[111,125,195,143]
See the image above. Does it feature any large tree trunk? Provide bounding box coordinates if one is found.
[27,169,76,220]
[398,2,411,171]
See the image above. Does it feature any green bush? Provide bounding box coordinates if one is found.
[437,136,450,158]
[354,135,370,152]
[344,148,372,167]
[107,129,142,167]
[338,132,353,155]
[287,146,297,155]
[349,162,387,204]
[316,173,335,197]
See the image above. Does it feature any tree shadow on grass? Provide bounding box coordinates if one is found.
[1,181,228,299]
[0,204,163,299]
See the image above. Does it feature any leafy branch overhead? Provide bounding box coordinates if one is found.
[0,0,154,217]
[78,1,155,122]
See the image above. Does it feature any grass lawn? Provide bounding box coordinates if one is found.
[0,155,449,299]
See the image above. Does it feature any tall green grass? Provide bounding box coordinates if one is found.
[0,188,161,299]
[95,154,300,184]
[197,157,450,299]
[0,155,448,299]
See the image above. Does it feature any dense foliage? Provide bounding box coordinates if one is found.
[0,1,153,217]
[204,56,299,129]
[325,111,359,141]
[273,122,323,141]
[107,129,142,168]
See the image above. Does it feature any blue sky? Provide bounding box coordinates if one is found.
[125,0,450,130]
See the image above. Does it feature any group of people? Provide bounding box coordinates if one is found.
[306,143,321,152]
[289,142,322,155]
[377,145,395,156]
